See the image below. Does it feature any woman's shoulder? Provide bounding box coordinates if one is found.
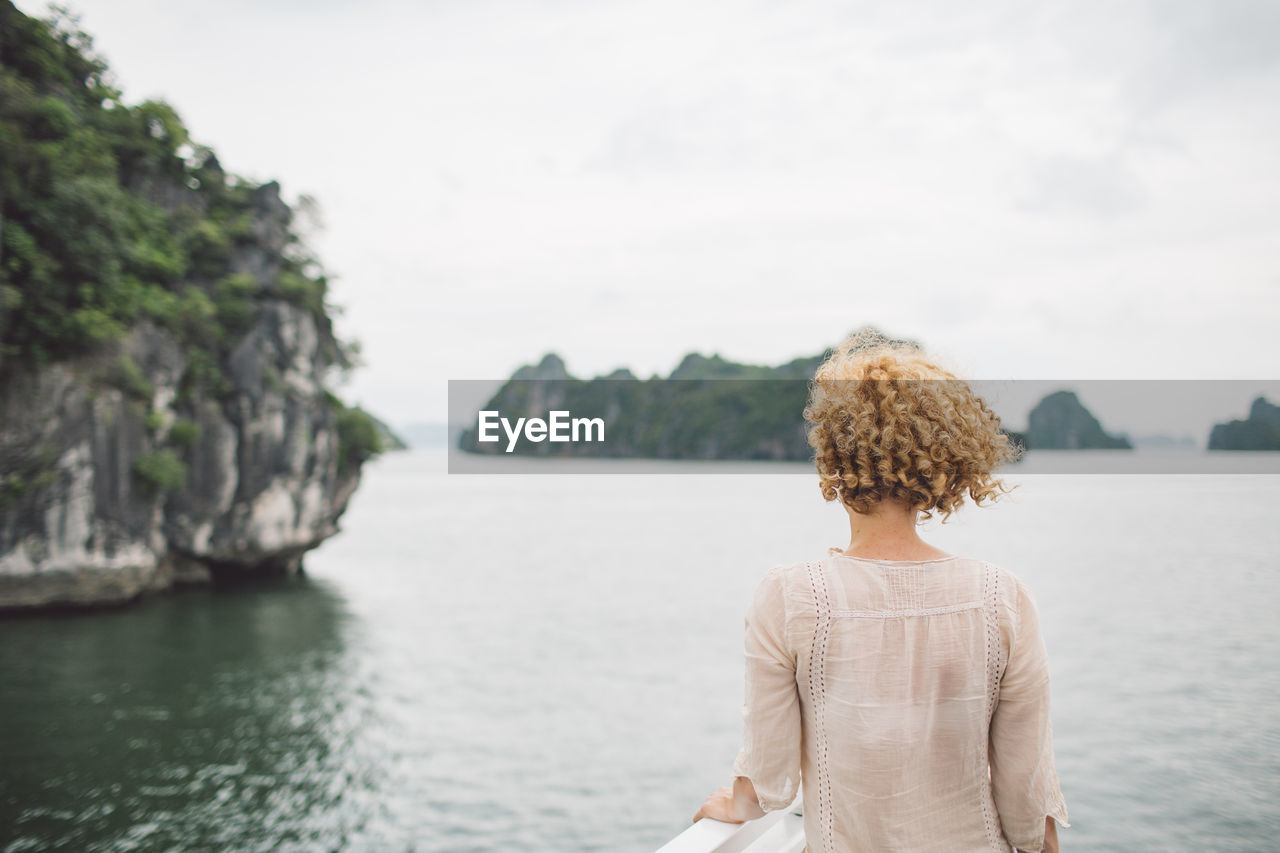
[749,560,823,609]
[754,557,831,592]
[751,562,807,597]
[745,562,824,635]
[975,560,1046,621]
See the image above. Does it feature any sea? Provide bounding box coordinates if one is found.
[2,450,1278,852]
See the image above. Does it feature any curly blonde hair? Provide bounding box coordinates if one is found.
[804,331,1021,521]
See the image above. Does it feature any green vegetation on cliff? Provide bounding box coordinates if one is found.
[0,2,384,467]
[0,4,329,366]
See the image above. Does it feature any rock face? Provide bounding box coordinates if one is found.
[0,9,378,611]
[0,191,362,611]
[1023,390,1132,450]
[1208,397,1280,450]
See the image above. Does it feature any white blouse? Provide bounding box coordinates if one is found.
[732,549,1069,852]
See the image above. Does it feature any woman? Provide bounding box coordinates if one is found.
[693,334,1069,852]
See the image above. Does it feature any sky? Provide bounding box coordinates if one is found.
[20,0,1280,429]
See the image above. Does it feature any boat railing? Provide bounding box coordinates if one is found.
[654,794,804,853]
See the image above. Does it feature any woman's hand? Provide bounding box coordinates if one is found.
[693,777,766,824]
[693,786,744,824]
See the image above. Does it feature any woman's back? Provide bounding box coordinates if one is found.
[733,550,1068,852]
[694,334,1067,850]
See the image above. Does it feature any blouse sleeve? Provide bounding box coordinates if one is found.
[732,566,802,812]
[989,577,1070,851]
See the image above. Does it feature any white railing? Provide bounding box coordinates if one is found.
[655,795,804,853]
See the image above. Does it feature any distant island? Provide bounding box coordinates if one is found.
[1128,433,1197,449]
[1208,397,1280,450]
[459,358,808,460]
[1021,390,1132,450]
[458,332,1132,460]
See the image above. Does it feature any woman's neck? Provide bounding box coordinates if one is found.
[842,497,951,561]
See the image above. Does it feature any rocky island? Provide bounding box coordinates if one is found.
[1208,396,1280,450]
[1020,390,1132,450]
[0,6,383,610]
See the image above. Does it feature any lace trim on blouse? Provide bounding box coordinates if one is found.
[804,560,836,852]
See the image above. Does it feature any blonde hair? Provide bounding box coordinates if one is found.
[804,330,1021,521]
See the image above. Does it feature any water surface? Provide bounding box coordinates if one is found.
[2,451,1278,851]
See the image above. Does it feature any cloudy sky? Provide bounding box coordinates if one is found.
[24,0,1280,427]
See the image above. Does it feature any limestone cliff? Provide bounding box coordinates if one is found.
[0,184,367,610]
[0,7,379,609]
